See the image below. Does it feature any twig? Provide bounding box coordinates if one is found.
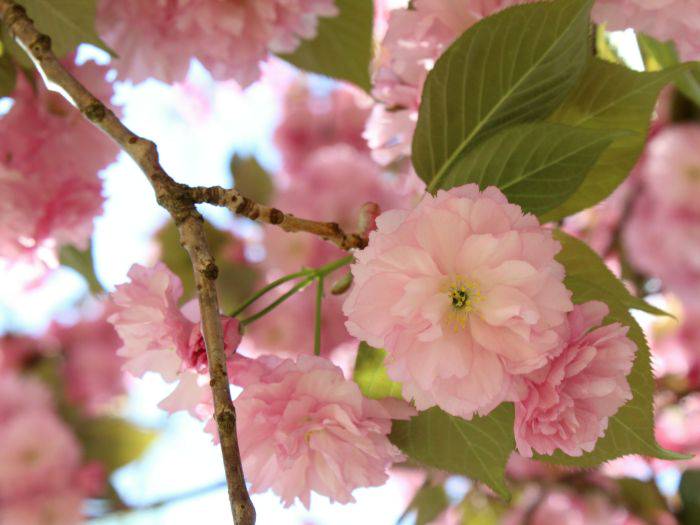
[0,3,255,523]
[188,185,368,250]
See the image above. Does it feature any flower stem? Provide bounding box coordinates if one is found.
[314,276,324,356]
[237,255,353,327]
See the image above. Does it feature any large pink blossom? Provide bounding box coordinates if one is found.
[97,0,339,86]
[344,184,572,419]
[230,354,414,507]
[108,263,242,380]
[513,301,635,457]
[109,263,194,381]
[594,0,700,61]
[0,59,118,263]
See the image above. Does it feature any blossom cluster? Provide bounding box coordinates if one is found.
[344,184,636,457]
[0,57,118,267]
[97,0,339,86]
[0,311,125,523]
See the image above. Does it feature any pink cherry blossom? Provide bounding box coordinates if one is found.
[650,313,700,386]
[49,312,126,415]
[274,84,372,172]
[181,315,242,373]
[593,0,700,61]
[514,301,635,457]
[97,0,339,86]
[0,411,82,501]
[344,184,572,419]
[230,354,414,507]
[656,393,700,462]
[108,262,194,381]
[623,194,700,310]
[0,58,118,264]
[638,125,700,215]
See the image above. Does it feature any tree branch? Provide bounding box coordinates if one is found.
[188,186,367,250]
[0,2,255,523]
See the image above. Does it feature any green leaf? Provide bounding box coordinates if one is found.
[415,0,593,192]
[391,405,515,499]
[436,122,622,216]
[353,343,402,400]
[13,0,115,58]
[76,416,156,474]
[536,232,686,466]
[680,470,700,525]
[637,33,700,108]
[278,0,373,91]
[59,243,104,294]
[157,221,258,312]
[542,58,685,221]
[230,155,274,206]
[400,483,450,525]
[0,51,16,96]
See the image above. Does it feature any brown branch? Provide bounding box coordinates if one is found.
[188,186,367,250]
[0,2,255,523]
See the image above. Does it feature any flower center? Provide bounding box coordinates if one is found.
[687,165,700,181]
[450,287,470,309]
[443,277,482,331]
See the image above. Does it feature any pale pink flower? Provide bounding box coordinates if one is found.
[49,313,125,415]
[109,263,243,378]
[623,195,700,309]
[181,315,242,373]
[594,0,700,61]
[514,301,635,457]
[0,59,118,263]
[97,0,339,86]
[639,125,700,215]
[230,354,414,507]
[344,184,572,419]
[274,84,372,172]
[656,394,700,463]
[109,263,194,381]
[0,411,82,501]
[650,313,700,385]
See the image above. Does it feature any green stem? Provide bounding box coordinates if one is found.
[229,269,311,318]
[237,255,354,327]
[314,276,324,356]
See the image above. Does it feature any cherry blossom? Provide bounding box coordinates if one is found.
[0,58,118,264]
[230,354,414,507]
[97,0,339,86]
[513,301,635,457]
[49,312,126,415]
[108,263,243,378]
[344,184,572,419]
[274,84,372,172]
